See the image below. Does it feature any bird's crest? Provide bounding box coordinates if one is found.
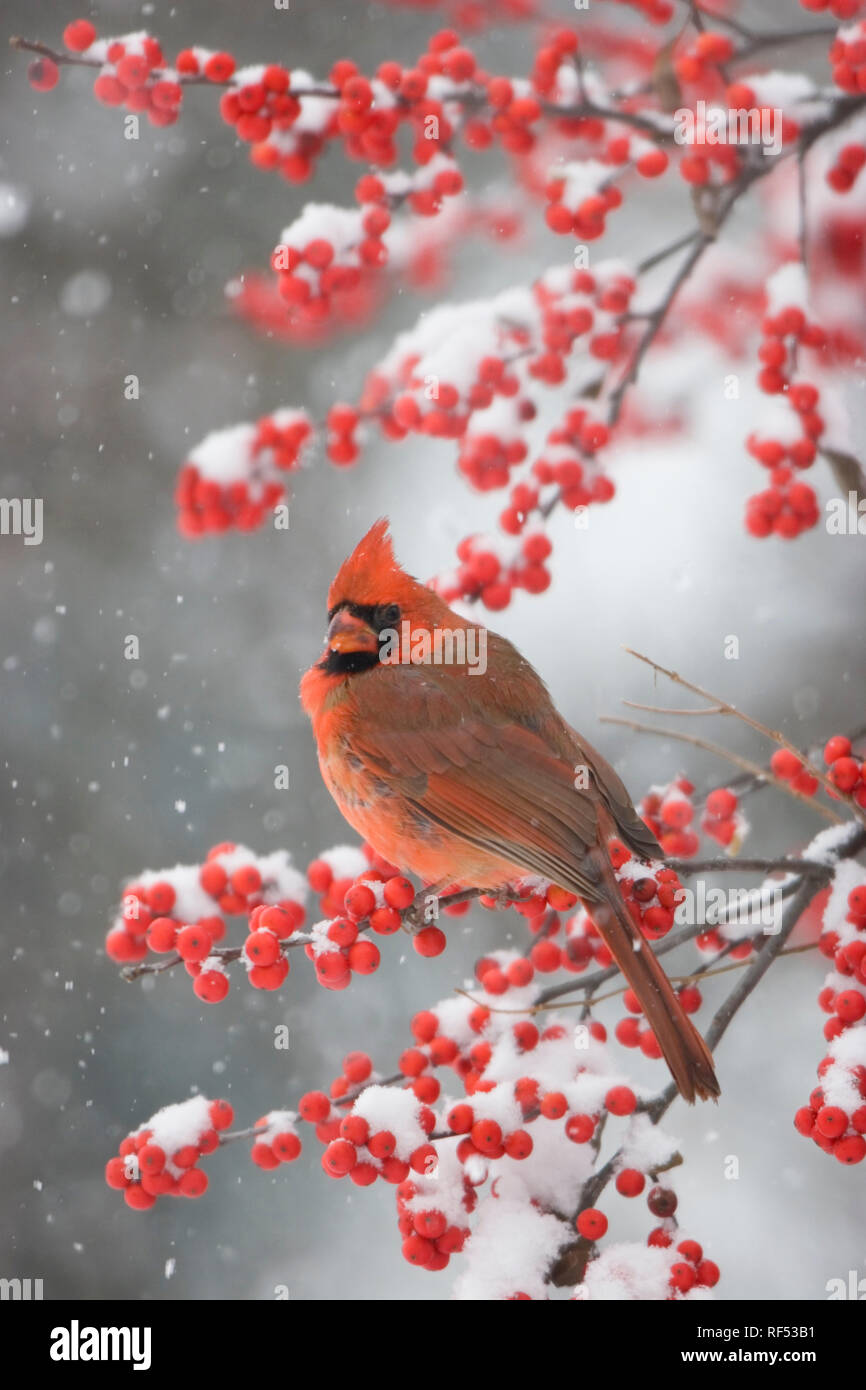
[328,518,426,613]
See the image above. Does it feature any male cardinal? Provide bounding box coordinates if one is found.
[301,520,719,1103]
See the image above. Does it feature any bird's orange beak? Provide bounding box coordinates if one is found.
[326,608,379,655]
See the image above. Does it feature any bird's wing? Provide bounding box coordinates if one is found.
[566,725,665,863]
[344,706,609,900]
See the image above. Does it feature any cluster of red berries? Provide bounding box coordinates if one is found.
[828,19,866,93]
[673,32,736,86]
[298,1080,440,1190]
[266,157,460,335]
[205,26,600,182]
[822,734,866,807]
[533,264,634,378]
[827,142,866,193]
[530,402,618,516]
[744,276,828,539]
[770,733,866,807]
[396,1176,473,1272]
[175,410,313,537]
[799,1073,866,1164]
[249,1111,303,1169]
[217,64,326,177]
[227,264,385,347]
[701,786,743,850]
[769,747,820,798]
[305,854,454,985]
[105,1098,233,1210]
[805,0,866,23]
[611,846,685,944]
[640,778,701,859]
[104,843,308,1005]
[43,22,188,126]
[579,1181,720,1292]
[545,163,624,242]
[795,877,866,1165]
[435,532,552,612]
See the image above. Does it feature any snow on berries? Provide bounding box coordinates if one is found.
[105,1097,233,1209]
[175,409,313,537]
[250,1111,303,1169]
[829,18,866,93]
[745,262,829,541]
[18,11,866,569]
[104,843,308,996]
[98,828,739,1291]
[56,26,186,128]
[798,865,866,1165]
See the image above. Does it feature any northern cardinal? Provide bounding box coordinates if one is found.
[301,520,719,1103]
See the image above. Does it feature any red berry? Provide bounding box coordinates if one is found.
[565,1114,595,1144]
[413,926,446,957]
[504,1128,533,1160]
[64,20,97,52]
[705,787,737,818]
[105,1156,130,1189]
[576,1207,608,1239]
[824,735,852,764]
[124,1185,156,1211]
[194,969,229,1003]
[146,917,178,953]
[273,1131,301,1162]
[249,957,289,991]
[540,1091,568,1120]
[615,1168,645,1197]
[835,1135,866,1164]
[28,58,60,92]
[209,1099,234,1131]
[605,1085,636,1116]
[344,883,376,919]
[471,1119,503,1154]
[299,1091,330,1124]
[670,1260,696,1292]
[322,1139,357,1177]
[348,939,380,974]
[383,876,415,910]
[245,929,281,966]
[816,1105,848,1138]
[835,990,866,1023]
[251,1141,279,1169]
[178,1168,208,1198]
[770,748,802,780]
[368,1130,396,1159]
[232,864,262,897]
[177,923,213,963]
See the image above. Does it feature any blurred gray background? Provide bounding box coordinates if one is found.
[1,0,864,1300]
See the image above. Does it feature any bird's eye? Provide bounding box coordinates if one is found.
[378,603,400,629]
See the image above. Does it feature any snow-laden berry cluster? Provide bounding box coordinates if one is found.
[797,864,866,1165]
[105,1097,234,1209]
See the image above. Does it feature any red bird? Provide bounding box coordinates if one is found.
[301,520,719,1103]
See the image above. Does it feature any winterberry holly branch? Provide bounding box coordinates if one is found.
[11,10,866,605]
[98,740,866,1297]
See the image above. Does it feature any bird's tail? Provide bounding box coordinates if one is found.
[582,849,720,1104]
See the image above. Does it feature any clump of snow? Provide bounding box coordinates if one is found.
[581,1241,674,1300]
[822,1028,866,1111]
[454,1179,570,1300]
[318,844,369,880]
[134,1095,212,1178]
[352,1085,426,1160]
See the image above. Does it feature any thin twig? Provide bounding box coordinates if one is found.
[623,648,866,827]
[600,713,843,823]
